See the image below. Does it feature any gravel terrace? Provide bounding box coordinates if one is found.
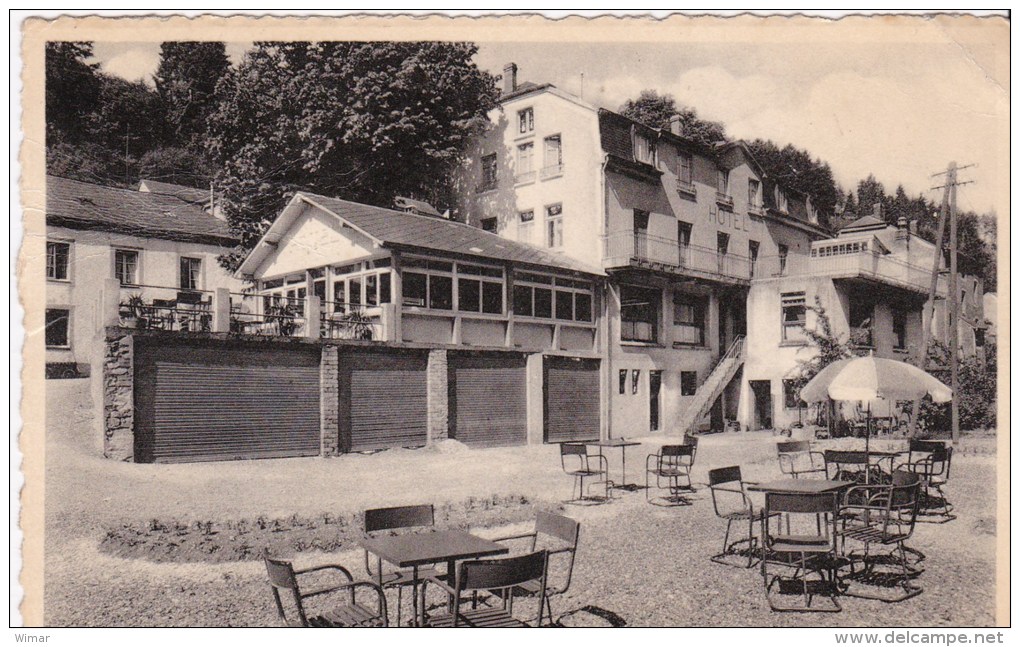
[41,379,998,627]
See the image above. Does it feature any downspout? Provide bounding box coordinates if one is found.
[599,152,613,439]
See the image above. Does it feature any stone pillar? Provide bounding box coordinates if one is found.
[319,345,340,456]
[103,333,134,461]
[426,349,449,443]
[525,353,545,445]
[102,277,121,328]
[305,296,322,339]
[213,288,231,333]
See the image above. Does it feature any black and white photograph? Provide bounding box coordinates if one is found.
[14,10,1009,635]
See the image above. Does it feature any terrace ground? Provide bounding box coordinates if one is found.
[41,379,999,627]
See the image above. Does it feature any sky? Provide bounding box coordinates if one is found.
[89,35,1007,218]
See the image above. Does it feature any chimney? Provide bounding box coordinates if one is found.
[503,62,518,95]
[872,202,883,219]
[896,216,909,244]
[669,114,682,136]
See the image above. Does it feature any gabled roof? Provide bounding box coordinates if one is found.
[138,179,211,206]
[237,192,604,278]
[394,196,442,217]
[840,214,887,233]
[47,175,236,246]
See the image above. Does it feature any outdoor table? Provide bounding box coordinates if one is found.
[357,529,508,626]
[864,450,903,483]
[587,438,642,491]
[747,479,851,494]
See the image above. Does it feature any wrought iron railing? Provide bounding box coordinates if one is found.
[603,231,752,281]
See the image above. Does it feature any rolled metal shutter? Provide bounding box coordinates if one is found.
[544,356,601,443]
[449,352,527,448]
[134,343,321,463]
[342,350,428,451]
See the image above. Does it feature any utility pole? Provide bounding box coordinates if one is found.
[910,161,971,445]
[948,166,960,446]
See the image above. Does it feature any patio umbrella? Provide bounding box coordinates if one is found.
[799,355,952,459]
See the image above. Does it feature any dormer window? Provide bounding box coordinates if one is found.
[633,130,656,166]
[775,186,789,214]
[748,179,763,213]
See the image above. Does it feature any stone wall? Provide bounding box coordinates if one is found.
[426,349,449,442]
[103,332,134,460]
[320,345,340,456]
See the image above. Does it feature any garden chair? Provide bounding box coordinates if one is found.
[761,491,842,613]
[823,450,873,484]
[708,466,778,568]
[645,443,696,506]
[560,443,610,504]
[421,550,549,627]
[363,504,445,626]
[489,511,580,622]
[777,440,826,479]
[263,550,388,627]
[901,440,955,522]
[836,470,923,602]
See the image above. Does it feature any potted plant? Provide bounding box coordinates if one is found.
[119,293,146,329]
[344,308,375,341]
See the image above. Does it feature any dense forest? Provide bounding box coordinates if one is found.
[45,43,996,291]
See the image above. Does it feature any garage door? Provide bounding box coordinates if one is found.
[134,343,321,463]
[544,356,601,443]
[342,350,428,451]
[449,352,527,448]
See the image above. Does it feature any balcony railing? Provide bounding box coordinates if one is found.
[117,283,214,333]
[715,192,734,209]
[676,179,697,197]
[603,231,751,282]
[514,170,537,185]
[756,249,947,295]
[540,164,564,179]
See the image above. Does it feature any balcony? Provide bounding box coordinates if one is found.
[540,164,564,180]
[756,248,946,296]
[748,202,764,217]
[715,192,734,209]
[514,170,537,186]
[603,231,751,284]
[676,179,697,199]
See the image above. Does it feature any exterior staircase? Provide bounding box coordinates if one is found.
[673,335,745,435]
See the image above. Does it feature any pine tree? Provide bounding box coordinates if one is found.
[155,42,230,147]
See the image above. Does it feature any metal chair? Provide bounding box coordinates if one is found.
[363,504,445,626]
[422,551,549,627]
[823,449,873,484]
[902,440,955,522]
[837,470,924,602]
[490,511,580,622]
[708,466,778,568]
[560,443,610,504]
[263,550,388,627]
[777,440,826,479]
[645,443,697,506]
[761,491,842,612]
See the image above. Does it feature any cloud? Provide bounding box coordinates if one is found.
[100,46,161,86]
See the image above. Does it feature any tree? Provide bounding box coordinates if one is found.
[45,42,102,142]
[747,139,841,227]
[207,41,500,266]
[154,42,230,147]
[619,90,727,147]
[917,339,996,432]
[137,146,214,188]
[855,174,887,220]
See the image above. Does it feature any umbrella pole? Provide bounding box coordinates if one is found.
[866,402,872,484]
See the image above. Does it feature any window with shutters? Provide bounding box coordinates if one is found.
[676,152,695,196]
[515,142,535,184]
[542,134,563,179]
[518,107,534,134]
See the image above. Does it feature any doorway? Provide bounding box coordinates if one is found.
[749,380,773,430]
[649,370,662,431]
